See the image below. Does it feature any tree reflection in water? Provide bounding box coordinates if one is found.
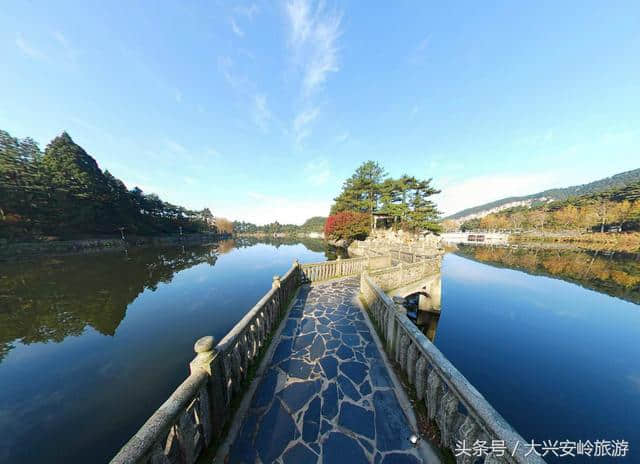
[454,244,640,305]
[0,237,344,363]
[0,242,221,362]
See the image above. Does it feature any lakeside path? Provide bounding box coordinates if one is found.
[226,277,428,464]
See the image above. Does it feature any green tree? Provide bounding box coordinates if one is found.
[331,161,386,227]
[407,178,441,232]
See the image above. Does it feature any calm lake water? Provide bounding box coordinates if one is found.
[0,238,331,464]
[1,240,638,463]
[433,246,640,463]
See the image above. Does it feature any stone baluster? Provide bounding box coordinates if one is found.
[272,275,281,313]
[189,336,222,443]
[426,369,441,420]
[387,310,398,355]
[177,408,198,464]
[238,332,248,380]
[230,345,242,395]
[454,416,480,464]
[256,314,265,348]
[397,333,410,370]
[261,308,271,341]
[406,343,418,385]
[148,441,171,464]
[414,356,428,400]
[436,390,459,447]
[292,259,300,285]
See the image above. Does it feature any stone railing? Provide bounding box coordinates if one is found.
[368,257,441,292]
[349,241,442,265]
[299,255,391,282]
[360,273,544,464]
[110,262,300,464]
[390,247,442,264]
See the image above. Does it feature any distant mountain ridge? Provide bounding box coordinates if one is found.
[446,168,640,221]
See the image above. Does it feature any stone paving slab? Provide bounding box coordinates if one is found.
[227,277,423,463]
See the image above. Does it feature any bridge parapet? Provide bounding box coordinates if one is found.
[110,255,395,464]
[113,251,537,464]
[360,273,544,464]
[110,260,300,464]
[299,254,391,282]
[367,256,441,291]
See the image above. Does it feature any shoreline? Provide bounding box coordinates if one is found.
[0,233,231,261]
[509,231,640,253]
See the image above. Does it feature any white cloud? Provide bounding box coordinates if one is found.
[230,18,244,37]
[218,56,248,91]
[285,0,342,96]
[253,94,272,133]
[16,34,46,60]
[293,106,320,144]
[304,158,330,186]
[284,1,342,147]
[216,192,331,225]
[433,171,565,216]
[219,56,274,133]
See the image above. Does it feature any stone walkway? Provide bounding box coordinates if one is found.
[228,277,423,464]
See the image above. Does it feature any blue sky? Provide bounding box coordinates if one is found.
[1,1,639,224]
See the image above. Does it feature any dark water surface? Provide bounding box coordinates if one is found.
[433,246,640,463]
[0,239,329,464]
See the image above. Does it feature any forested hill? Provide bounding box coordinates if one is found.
[447,168,640,220]
[0,129,216,241]
[233,216,327,234]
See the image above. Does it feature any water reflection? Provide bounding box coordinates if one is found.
[0,237,335,364]
[0,239,330,464]
[454,244,640,305]
[435,252,640,463]
[0,244,221,362]
[234,236,347,258]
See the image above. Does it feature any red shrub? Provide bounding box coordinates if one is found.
[324,212,370,240]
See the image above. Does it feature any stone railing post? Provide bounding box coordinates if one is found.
[336,255,342,277]
[293,259,300,285]
[190,336,216,375]
[188,336,221,446]
[272,275,283,313]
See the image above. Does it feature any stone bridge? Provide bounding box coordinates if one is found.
[110,253,544,464]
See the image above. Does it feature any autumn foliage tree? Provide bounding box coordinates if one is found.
[324,212,370,241]
[215,217,233,234]
[459,182,640,233]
